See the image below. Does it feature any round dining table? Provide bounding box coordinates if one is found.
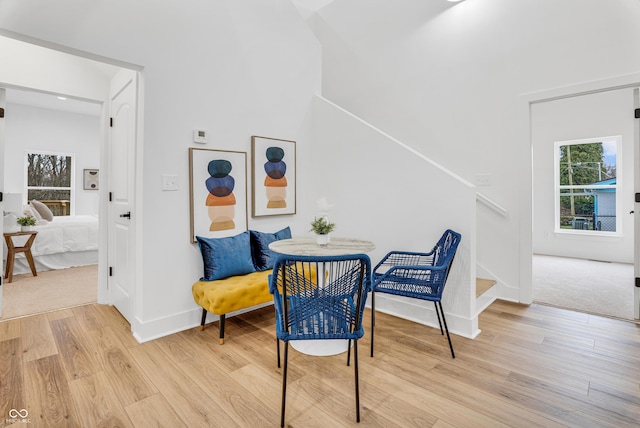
[269,236,375,356]
[268,236,375,257]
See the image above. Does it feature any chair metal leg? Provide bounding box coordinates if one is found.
[437,301,455,359]
[277,338,281,368]
[347,339,352,366]
[433,301,444,335]
[354,339,361,422]
[370,291,376,357]
[280,342,289,427]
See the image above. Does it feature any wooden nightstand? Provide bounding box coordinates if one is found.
[3,231,38,283]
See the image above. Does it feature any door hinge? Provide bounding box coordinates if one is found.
[636,277,640,287]
[109,267,113,277]
[635,108,640,119]
[110,117,114,127]
[0,107,4,118]
[109,192,113,202]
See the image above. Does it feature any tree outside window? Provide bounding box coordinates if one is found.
[556,138,618,233]
[26,152,74,216]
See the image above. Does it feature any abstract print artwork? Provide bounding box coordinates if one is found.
[252,136,296,217]
[189,148,248,243]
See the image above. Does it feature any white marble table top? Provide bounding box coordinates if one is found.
[269,237,375,256]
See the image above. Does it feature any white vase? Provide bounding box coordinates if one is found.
[21,225,33,232]
[316,233,330,246]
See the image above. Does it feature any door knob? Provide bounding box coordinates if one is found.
[120,211,131,219]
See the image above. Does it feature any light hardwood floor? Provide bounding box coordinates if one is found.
[1,301,639,427]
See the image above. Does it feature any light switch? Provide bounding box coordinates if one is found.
[475,174,492,186]
[161,174,179,191]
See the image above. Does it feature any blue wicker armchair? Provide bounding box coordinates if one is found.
[370,229,461,359]
[270,253,372,427]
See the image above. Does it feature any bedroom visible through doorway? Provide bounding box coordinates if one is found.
[1,90,103,320]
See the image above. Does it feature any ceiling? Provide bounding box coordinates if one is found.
[6,88,103,116]
[1,35,122,117]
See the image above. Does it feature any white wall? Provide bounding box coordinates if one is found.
[0,36,115,101]
[0,0,322,340]
[308,0,640,295]
[3,102,101,215]
[310,96,478,337]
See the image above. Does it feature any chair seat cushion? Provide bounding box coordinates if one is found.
[192,270,273,315]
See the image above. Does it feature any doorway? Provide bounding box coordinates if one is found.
[0,35,138,323]
[1,89,101,320]
[530,87,637,319]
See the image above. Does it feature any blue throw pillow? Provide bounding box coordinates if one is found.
[196,231,256,281]
[250,227,292,271]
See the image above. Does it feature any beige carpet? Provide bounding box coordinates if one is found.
[533,254,634,320]
[1,264,98,321]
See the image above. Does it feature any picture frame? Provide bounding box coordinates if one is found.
[83,169,99,190]
[189,148,248,243]
[251,135,296,217]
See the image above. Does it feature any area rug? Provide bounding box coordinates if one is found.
[1,264,98,321]
[533,254,634,320]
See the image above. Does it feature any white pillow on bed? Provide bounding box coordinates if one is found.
[23,205,47,225]
[30,199,54,221]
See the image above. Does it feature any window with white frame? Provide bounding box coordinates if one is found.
[555,137,619,234]
[25,151,74,216]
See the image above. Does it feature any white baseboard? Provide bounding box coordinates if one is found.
[369,294,480,339]
[132,302,274,343]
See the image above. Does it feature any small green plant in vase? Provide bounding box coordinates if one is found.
[17,215,37,231]
[310,216,336,246]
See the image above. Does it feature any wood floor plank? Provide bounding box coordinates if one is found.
[50,316,102,381]
[229,361,348,427]
[128,341,237,427]
[175,352,279,426]
[68,370,133,427]
[4,301,640,427]
[0,338,24,423]
[20,313,58,362]
[0,318,21,341]
[46,308,75,321]
[95,305,139,349]
[24,355,81,427]
[71,304,105,332]
[124,393,188,428]
[87,325,158,406]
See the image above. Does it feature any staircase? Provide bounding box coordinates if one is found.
[476,277,497,316]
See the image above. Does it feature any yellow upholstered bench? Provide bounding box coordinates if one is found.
[192,269,273,344]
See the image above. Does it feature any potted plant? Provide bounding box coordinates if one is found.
[310,216,336,246]
[17,215,37,231]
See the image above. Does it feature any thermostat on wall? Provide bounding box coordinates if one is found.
[193,130,206,144]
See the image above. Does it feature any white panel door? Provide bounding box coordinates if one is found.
[634,88,640,319]
[109,70,137,324]
[0,88,5,317]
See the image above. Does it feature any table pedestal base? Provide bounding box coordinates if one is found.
[291,339,351,356]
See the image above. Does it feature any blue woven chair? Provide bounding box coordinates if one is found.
[370,229,461,359]
[270,253,372,427]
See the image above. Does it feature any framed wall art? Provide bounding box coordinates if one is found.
[83,169,99,190]
[189,148,248,243]
[251,135,296,217]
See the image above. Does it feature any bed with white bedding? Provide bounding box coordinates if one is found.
[3,215,99,275]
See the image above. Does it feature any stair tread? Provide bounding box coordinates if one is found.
[476,277,496,298]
